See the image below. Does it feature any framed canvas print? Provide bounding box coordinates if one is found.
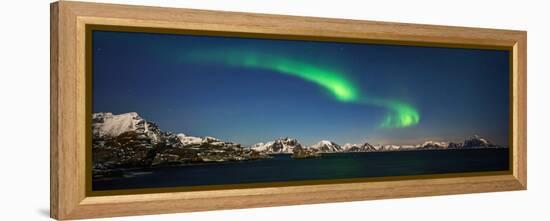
[50,1,527,220]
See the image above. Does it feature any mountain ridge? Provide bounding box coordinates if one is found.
[92,112,506,176]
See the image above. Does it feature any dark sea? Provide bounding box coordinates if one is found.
[92,148,509,191]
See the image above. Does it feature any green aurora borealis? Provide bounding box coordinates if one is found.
[185,50,420,128]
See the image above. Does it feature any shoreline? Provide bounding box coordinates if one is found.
[93,147,509,180]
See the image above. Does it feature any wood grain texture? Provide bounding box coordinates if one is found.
[50,1,527,219]
[50,2,59,218]
[516,33,527,187]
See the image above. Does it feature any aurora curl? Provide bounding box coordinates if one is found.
[183,49,420,128]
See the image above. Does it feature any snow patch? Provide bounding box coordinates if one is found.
[177,133,203,145]
[93,112,142,137]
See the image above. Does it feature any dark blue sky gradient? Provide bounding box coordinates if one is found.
[92,31,509,146]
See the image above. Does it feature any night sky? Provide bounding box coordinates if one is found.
[92,30,510,146]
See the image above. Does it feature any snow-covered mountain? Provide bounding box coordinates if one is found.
[176,133,203,145]
[378,144,402,151]
[176,133,236,148]
[92,112,506,177]
[309,140,343,152]
[420,141,449,150]
[342,142,376,152]
[367,136,502,152]
[251,139,347,154]
[92,112,163,145]
[251,138,304,153]
[463,135,496,148]
[92,112,267,177]
[250,135,503,155]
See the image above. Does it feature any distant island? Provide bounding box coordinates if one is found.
[92,112,505,178]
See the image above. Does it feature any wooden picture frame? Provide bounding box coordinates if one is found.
[50,1,527,219]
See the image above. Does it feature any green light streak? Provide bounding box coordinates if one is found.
[183,49,420,128]
[188,51,358,102]
[366,98,420,128]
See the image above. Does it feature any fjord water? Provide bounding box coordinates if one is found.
[92,148,509,191]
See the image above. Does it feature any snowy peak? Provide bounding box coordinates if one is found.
[93,113,504,154]
[176,133,203,145]
[463,135,495,148]
[252,139,345,154]
[342,142,376,152]
[421,141,449,149]
[92,112,166,144]
[378,144,401,151]
[93,112,142,137]
[93,112,240,149]
[310,140,343,152]
[176,134,238,148]
[92,112,163,143]
[251,137,304,153]
[92,112,269,174]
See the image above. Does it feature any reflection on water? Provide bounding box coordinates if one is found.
[93,148,509,191]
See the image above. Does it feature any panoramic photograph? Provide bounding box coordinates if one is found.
[91,30,510,191]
